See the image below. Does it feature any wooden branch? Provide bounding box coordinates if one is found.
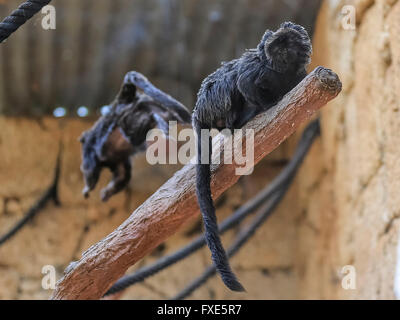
[51,67,342,300]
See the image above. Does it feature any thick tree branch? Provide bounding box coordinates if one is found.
[51,67,341,300]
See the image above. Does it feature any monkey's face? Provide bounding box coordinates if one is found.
[79,134,102,198]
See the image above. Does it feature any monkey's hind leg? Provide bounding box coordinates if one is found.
[100,160,132,202]
[233,106,261,129]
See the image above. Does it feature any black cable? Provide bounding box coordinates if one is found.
[0,146,61,246]
[0,0,52,43]
[105,119,320,296]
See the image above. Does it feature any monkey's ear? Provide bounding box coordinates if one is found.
[117,83,137,104]
[257,29,274,56]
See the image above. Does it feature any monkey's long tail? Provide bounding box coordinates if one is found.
[194,122,245,292]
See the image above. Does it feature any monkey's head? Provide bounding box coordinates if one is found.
[117,83,137,104]
[79,131,102,198]
[261,22,312,73]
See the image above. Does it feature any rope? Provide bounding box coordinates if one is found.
[105,119,320,296]
[0,0,52,43]
[0,145,61,246]
[172,185,288,300]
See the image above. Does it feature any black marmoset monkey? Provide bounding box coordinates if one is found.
[192,22,312,291]
[80,72,191,202]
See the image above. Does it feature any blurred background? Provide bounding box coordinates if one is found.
[1,0,400,300]
[0,0,321,116]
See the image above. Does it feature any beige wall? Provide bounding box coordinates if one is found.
[293,0,400,299]
[1,0,400,300]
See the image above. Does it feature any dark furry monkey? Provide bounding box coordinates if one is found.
[80,71,191,201]
[192,22,312,291]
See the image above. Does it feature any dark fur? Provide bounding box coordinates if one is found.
[192,22,312,291]
[80,78,190,201]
